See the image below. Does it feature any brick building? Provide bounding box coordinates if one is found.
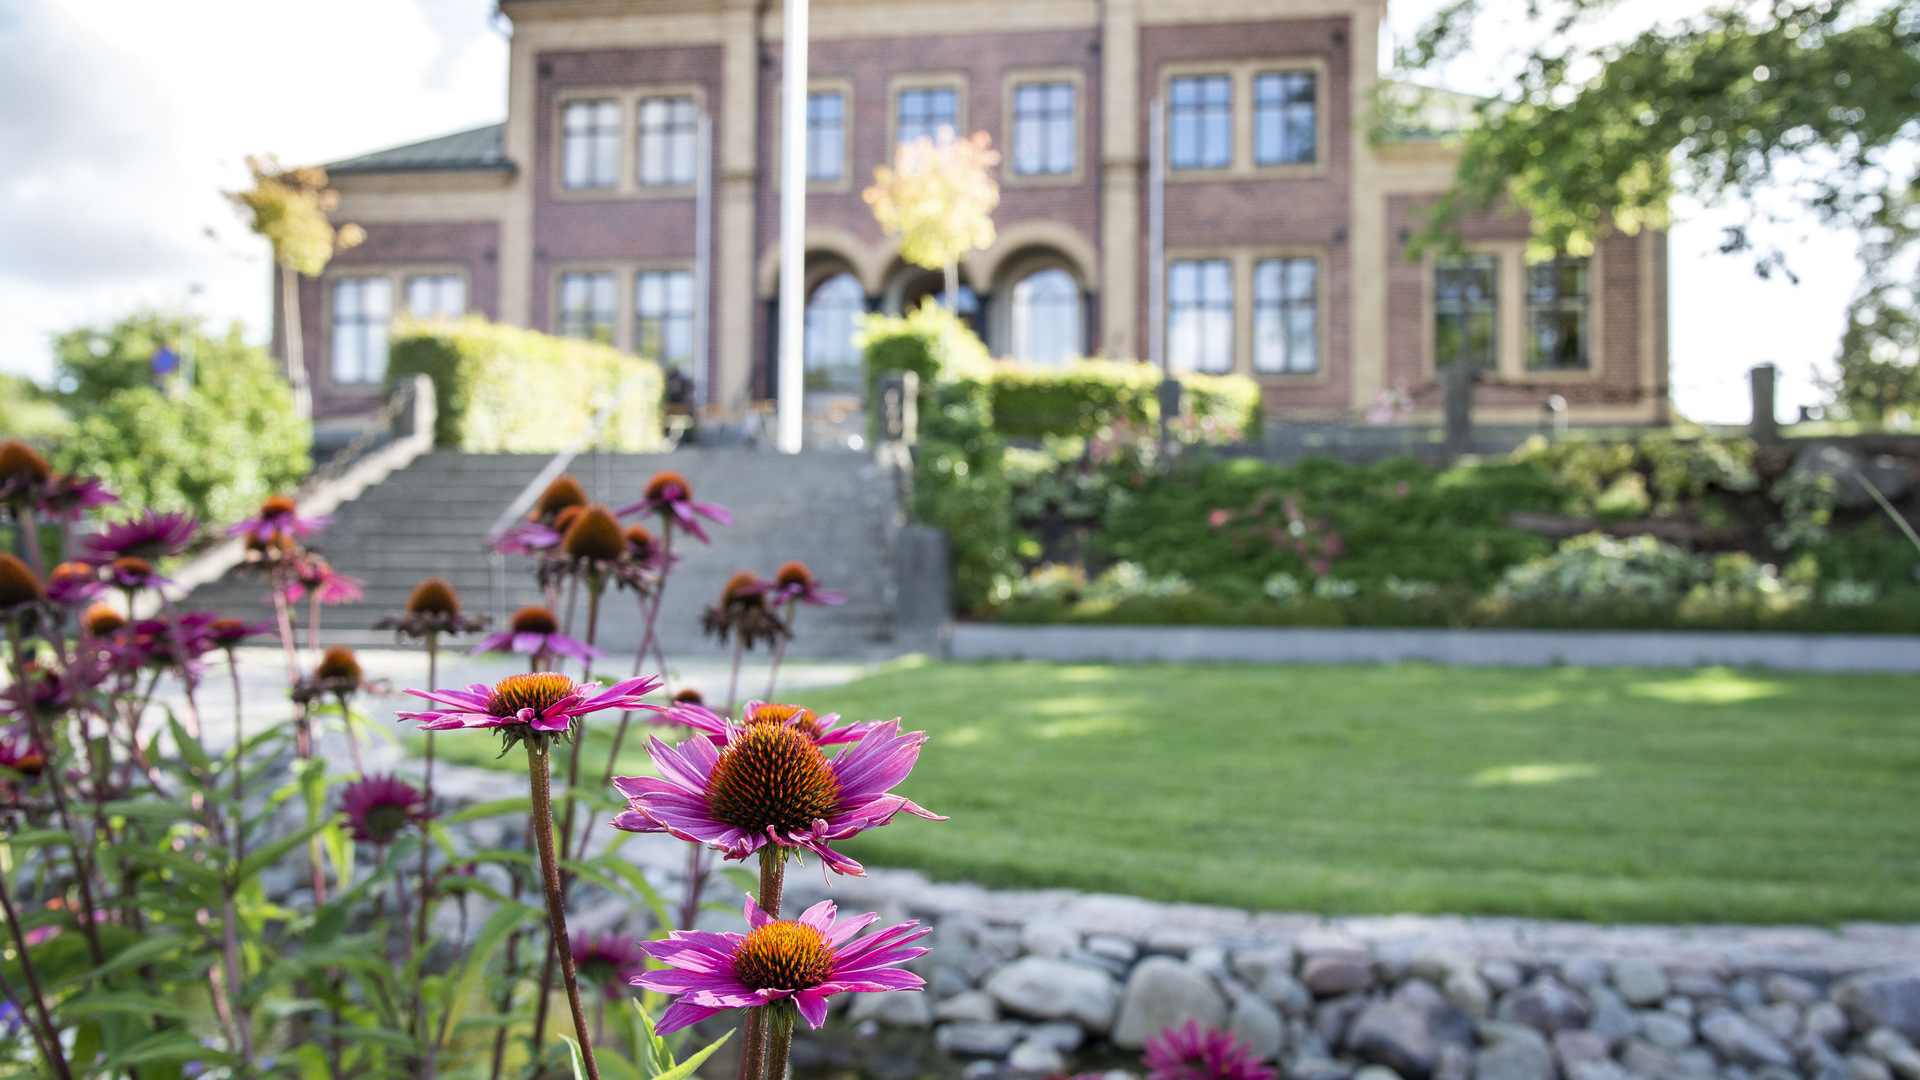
[295,0,1668,438]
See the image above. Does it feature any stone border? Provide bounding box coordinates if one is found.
[948,625,1920,673]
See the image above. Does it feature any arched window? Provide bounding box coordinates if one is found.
[1010,268,1081,366]
[803,272,865,394]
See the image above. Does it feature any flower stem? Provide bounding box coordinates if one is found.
[415,635,439,1079]
[764,1003,796,1080]
[525,739,600,1080]
[228,651,246,865]
[0,861,73,1080]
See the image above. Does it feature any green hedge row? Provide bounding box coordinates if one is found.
[387,317,663,452]
[988,360,1262,441]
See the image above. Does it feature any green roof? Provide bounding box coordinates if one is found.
[328,124,513,175]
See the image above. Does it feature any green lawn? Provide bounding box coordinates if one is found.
[428,660,1920,924]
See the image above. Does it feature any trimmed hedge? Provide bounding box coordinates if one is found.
[387,317,663,452]
[988,360,1262,441]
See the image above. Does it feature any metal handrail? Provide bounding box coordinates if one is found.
[297,379,416,497]
[484,375,654,623]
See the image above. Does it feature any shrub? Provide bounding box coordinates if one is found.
[857,301,993,417]
[914,380,1014,612]
[51,312,311,527]
[1493,533,1709,606]
[387,317,662,452]
[988,359,1261,442]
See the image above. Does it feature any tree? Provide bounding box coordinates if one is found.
[864,130,1000,308]
[51,311,311,526]
[1393,1,1920,418]
[226,157,365,419]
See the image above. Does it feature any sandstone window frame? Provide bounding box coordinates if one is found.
[1002,66,1086,188]
[1420,242,1607,384]
[887,73,969,151]
[549,84,709,201]
[557,95,623,192]
[771,77,857,195]
[1159,57,1331,184]
[319,263,470,389]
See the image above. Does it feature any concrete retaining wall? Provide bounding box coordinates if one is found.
[949,624,1920,673]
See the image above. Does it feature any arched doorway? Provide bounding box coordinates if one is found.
[1009,267,1082,366]
[803,272,866,398]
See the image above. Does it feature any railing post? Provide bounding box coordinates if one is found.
[1750,363,1779,441]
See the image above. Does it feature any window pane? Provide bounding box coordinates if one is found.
[1254,257,1317,373]
[1168,258,1232,373]
[1013,81,1075,176]
[1435,255,1499,369]
[804,273,865,393]
[639,96,697,186]
[331,277,392,384]
[806,92,844,181]
[1254,72,1317,166]
[406,275,465,320]
[1011,268,1082,366]
[1526,257,1591,370]
[559,272,616,345]
[898,88,957,145]
[563,99,619,188]
[1169,75,1231,170]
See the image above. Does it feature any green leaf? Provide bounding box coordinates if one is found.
[62,989,208,1024]
[590,855,673,932]
[238,820,327,881]
[438,899,536,1049]
[719,867,758,897]
[3,828,75,850]
[169,716,213,775]
[650,1026,733,1080]
[48,933,187,990]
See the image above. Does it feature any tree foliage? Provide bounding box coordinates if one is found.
[224,156,363,276]
[50,311,311,526]
[863,131,1000,272]
[1396,1,1920,416]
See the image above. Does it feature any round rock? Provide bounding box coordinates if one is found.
[985,957,1121,1034]
[1113,956,1230,1049]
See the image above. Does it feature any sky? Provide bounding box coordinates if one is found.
[0,0,1865,423]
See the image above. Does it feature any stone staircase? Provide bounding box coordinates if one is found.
[183,449,905,661]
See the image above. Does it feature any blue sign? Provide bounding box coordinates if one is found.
[151,346,179,376]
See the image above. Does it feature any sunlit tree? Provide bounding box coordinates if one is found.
[226,156,365,419]
[1392,0,1920,419]
[864,130,1000,309]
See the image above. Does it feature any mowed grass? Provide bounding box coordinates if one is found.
[429,660,1920,924]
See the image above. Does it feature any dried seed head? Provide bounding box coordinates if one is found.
[406,576,461,617]
[644,470,691,502]
[0,441,51,488]
[672,687,704,704]
[562,505,624,562]
[624,524,657,558]
[315,645,362,683]
[774,560,813,589]
[0,554,45,610]
[534,475,588,520]
[550,504,586,535]
[509,606,559,635]
[83,602,126,637]
[721,570,764,607]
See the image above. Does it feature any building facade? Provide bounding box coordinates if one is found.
[295,0,1669,436]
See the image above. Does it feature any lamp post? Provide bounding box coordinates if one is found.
[775,0,810,454]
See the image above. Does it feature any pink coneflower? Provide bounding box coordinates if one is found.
[490,519,562,557]
[43,561,102,607]
[287,557,365,605]
[0,554,43,619]
[0,730,45,802]
[571,932,651,999]
[468,605,604,663]
[702,570,786,650]
[610,715,943,876]
[107,611,219,673]
[100,556,171,593]
[83,509,197,562]
[37,473,116,521]
[206,616,271,651]
[225,494,330,545]
[1144,1021,1279,1080]
[675,700,874,748]
[397,672,665,735]
[0,442,51,506]
[616,471,733,544]
[634,895,929,1033]
[373,576,490,640]
[340,773,428,843]
[771,561,846,607]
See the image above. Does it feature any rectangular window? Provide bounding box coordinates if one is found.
[638,96,697,187]
[1435,255,1500,370]
[558,272,617,345]
[806,91,845,181]
[1527,257,1591,370]
[1168,75,1232,170]
[1254,257,1318,373]
[635,270,694,371]
[405,275,465,321]
[1254,71,1316,165]
[562,99,620,189]
[1168,259,1233,373]
[897,87,957,145]
[1012,81,1075,176]
[331,277,392,384]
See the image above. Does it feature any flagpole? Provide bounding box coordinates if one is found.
[775,0,809,453]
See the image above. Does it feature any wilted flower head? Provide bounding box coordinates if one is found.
[84,509,197,563]
[45,562,104,607]
[374,576,490,639]
[533,475,588,523]
[702,570,786,650]
[1143,1021,1278,1080]
[624,524,660,564]
[340,774,428,843]
[612,712,943,875]
[616,470,734,544]
[397,672,665,742]
[226,495,330,545]
[291,645,365,706]
[467,605,604,663]
[571,932,650,999]
[634,895,929,1033]
[773,560,847,607]
[0,554,46,616]
[0,441,51,505]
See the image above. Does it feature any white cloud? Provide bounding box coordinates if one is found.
[0,0,506,382]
